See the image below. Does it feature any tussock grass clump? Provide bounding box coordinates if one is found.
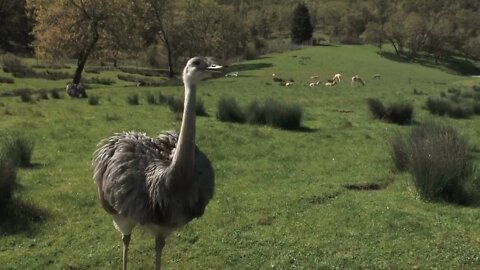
[217,97,246,123]
[4,136,35,168]
[196,98,208,116]
[386,102,414,125]
[390,135,410,172]
[473,102,480,115]
[367,98,414,125]
[83,77,114,85]
[426,97,451,116]
[118,67,168,77]
[38,90,49,100]
[473,85,480,92]
[448,103,474,119]
[20,92,33,103]
[50,89,62,99]
[166,96,183,114]
[246,101,267,125]
[0,153,17,207]
[127,94,139,105]
[0,76,14,84]
[88,95,100,105]
[367,98,386,120]
[118,74,162,86]
[146,93,156,105]
[394,123,479,205]
[263,99,303,130]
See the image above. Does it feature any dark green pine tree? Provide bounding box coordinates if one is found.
[291,3,314,44]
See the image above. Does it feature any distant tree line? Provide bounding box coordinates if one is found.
[1,0,478,84]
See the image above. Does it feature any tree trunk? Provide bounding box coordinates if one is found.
[165,38,174,78]
[388,38,400,57]
[72,26,99,84]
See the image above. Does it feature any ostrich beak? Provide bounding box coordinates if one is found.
[206,64,223,72]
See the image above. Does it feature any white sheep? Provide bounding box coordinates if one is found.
[333,73,342,82]
[351,75,365,86]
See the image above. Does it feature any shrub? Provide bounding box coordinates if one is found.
[20,92,32,103]
[50,89,62,99]
[0,153,17,207]
[472,85,480,92]
[127,94,139,105]
[196,98,208,116]
[264,99,303,130]
[0,76,14,84]
[88,95,99,105]
[146,93,156,105]
[367,98,386,120]
[246,101,266,125]
[408,123,478,205]
[38,90,49,100]
[158,93,168,104]
[473,102,480,115]
[217,97,246,123]
[386,102,414,125]
[4,136,35,168]
[448,104,473,119]
[390,135,410,172]
[166,96,183,114]
[426,97,451,116]
[1,53,23,70]
[83,77,114,85]
[447,87,461,95]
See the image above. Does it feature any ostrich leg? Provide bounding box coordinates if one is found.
[122,234,131,270]
[155,236,166,270]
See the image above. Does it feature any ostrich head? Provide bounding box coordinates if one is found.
[183,57,223,86]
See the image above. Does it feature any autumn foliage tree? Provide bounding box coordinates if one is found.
[27,0,137,84]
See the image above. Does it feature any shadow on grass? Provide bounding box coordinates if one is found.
[343,179,393,191]
[0,198,48,235]
[377,51,480,76]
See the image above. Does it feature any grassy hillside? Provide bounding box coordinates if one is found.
[1,45,479,269]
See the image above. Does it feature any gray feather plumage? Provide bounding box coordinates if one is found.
[93,131,214,228]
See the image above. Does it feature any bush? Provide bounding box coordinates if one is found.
[146,93,156,105]
[408,123,478,205]
[426,97,451,116]
[88,95,100,105]
[0,76,14,84]
[158,93,168,105]
[390,135,410,172]
[20,92,32,103]
[448,103,474,119]
[38,90,49,100]
[367,98,386,120]
[473,102,480,115]
[196,98,208,116]
[0,153,17,207]
[167,96,183,113]
[264,99,303,130]
[127,94,139,105]
[386,102,414,125]
[217,97,246,123]
[246,101,266,125]
[4,136,35,168]
[83,77,114,85]
[50,89,62,99]
[472,85,480,92]
[1,53,23,70]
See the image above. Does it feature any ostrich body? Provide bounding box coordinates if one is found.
[93,57,221,270]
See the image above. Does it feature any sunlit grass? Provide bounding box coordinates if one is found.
[0,45,479,269]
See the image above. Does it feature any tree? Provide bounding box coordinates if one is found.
[27,0,134,84]
[291,3,313,44]
[0,0,33,53]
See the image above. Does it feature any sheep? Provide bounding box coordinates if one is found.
[333,73,342,82]
[309,81,320,87]
[310,75,319,80]
[351,75,365,86]
[225,72,239,77]
[325,80,337,87]
[285,82,294,86]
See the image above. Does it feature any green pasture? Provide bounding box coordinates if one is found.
[1,45,479,269]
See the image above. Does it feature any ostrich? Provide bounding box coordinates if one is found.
[92,57,221,270]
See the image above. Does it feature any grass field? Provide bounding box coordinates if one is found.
[1,45,480,269]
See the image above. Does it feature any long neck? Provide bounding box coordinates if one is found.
[171,83,196,179]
